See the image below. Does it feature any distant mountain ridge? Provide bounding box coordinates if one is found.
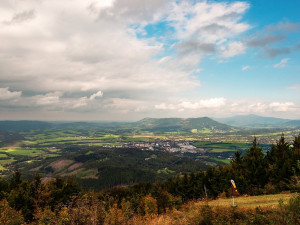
[284,120,300,128]
[134,117,234,132]
[1,116,299,132]
[0,120,53,131]
[214,114,300,128]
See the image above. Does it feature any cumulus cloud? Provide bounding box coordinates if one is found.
[274,58,289,68]
[269,102,296,112]
[2,10,35,25]
[0,1,298,120]
[167,1,250,60]
[0,1,197,98]
[228,100,299,116]
[247,35,285,47]
[220,41,246,58]
[177,40,216,55]
[155,98,227,111]
[167,1,250,42]
[266,22,300,32]
[0,87,22,100]
[33,92,62,106]
[265,48,291,58]
[246,21,300,58]
[155,103,176,110]
[152,98,300,119]
[89,91,103,100]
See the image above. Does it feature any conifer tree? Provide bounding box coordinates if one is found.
[267,134,293,189]
[242,137,267,190]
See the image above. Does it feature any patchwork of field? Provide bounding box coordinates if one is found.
[0,126,282,175]
[0,130,125,172]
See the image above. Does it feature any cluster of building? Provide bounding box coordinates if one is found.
[122,140,200,153]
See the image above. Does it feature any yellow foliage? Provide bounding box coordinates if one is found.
[0,199,25,225]
[138,194,158,216]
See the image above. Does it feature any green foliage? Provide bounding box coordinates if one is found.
[266,134,296,191]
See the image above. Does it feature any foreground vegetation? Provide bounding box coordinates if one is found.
[133,194,299,225]
[0,187,299,224]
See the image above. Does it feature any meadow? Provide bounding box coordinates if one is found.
[207,193,293,208]
[126,193,299,225]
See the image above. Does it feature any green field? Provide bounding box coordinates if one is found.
[3,147,44,156]
[192,141,250,152]
[0,153,8,158]
[0,158,15,168]
[0,165,6,170]
[157,168,175,174]
[212,157,231,164]
[211,148,236,153]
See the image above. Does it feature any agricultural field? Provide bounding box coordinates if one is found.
[0,120,298,190]
[0,125,285,176]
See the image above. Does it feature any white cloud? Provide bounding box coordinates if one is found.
[274,58,289,68]
[0,87,22,100]
[168,1,250,42]
[228,100,299,116]
[155,103,176,110]
[242,65,250,71]
[220,42,246,58]
[0,0,198,96]
[0,0,297,120]
[34,92,62,106]
[165,1,250,63]
[89,91,103,100]
[71,97,89,109]
[156,98,227,111]
[269,102,296,112]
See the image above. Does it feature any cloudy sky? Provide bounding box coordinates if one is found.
[0,0,300,121]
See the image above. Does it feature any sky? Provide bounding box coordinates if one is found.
[0,0,300,121]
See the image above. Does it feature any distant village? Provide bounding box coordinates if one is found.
[123,140,201,153]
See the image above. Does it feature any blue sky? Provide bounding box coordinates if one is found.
[0,0,299,120]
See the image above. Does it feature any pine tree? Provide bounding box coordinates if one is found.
[242,137,267,191]
[267,134,293,189]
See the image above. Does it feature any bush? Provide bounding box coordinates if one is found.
[286,194,300,224]
[0,199,25,225]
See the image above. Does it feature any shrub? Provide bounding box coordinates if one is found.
[0,199,25,225]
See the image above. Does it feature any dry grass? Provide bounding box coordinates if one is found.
[49,159,74,171]
[129,193,296,225]
[206,193,293,208]
[68,162,83,171]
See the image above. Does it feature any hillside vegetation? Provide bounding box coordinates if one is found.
[135,117,234,132]
[131,193,299,225]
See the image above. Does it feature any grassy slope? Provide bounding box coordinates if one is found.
[135,193,296,225]
[207,193,292,208]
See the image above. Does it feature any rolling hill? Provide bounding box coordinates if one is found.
[134,117,234,132]
[0,120,53,131]
[0,117,235,133]
[283,119,300,128]
[214,114,291,128]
